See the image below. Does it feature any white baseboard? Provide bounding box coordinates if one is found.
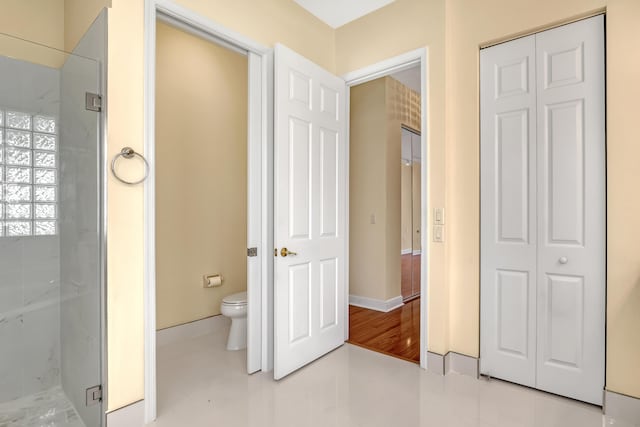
[605,390,640,425]
[425,351,478,378]
[400,249,422,256]
[156,315,230,347]
[106,400,145,427]
[445,352,479,378]
[426,351,445,375]
[349,295,404,312]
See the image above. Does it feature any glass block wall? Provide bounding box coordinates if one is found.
[0,109,57,236]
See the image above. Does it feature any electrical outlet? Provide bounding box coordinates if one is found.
[433,225,444,242]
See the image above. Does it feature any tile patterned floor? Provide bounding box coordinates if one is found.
[0,387,84,427]
[150,322,635,427]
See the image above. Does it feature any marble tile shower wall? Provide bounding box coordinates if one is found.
[0,57,61,403]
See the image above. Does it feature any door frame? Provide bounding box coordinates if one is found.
[142,0,271,422]
[342,48,430,369]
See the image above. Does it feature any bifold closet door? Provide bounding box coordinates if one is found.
[480,34,538,388]
[534,16,605,405]
[480,16,605,405]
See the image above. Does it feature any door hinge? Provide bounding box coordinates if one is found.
[247,247,258,257]
[85,92,102,112]
[86,385,102,406]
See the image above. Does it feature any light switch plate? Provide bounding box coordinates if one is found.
[433,225,444,242]
[434,208,445,225]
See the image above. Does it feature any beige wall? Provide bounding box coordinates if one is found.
[64,0,111,51]
[350,77,421,301]
[350,79,388,301]
[155,21,247,330]
[0,0,65,67]
[105,0,335,411]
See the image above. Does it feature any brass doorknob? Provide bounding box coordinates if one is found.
[280,247,298,257]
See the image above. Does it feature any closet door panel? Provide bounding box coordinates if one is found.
[480,35,537,387]
[535,16,605,405]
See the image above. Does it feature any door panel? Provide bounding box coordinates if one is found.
[535,16,605,405]
[274,44,346,380]
[480,35,537,387]
[545,100,584,245]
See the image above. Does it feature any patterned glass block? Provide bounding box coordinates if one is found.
[34,134,56,151]
[35,186,56,202]
[0,148,3,163]
[6,167,31,183]
[6,130,31,148]
[35,169,56,185]
[35,204,56,219]
[0,222,3,237]
[34,151,55,168]
[6,221,31,236]
[0,204,3,219]
[35,221,56,236]
[6,204,31,219]
[0,110,4,126]
[0,166,3,182]
[6,112,31,130]
[34,116,56,134]
[6,147,31,166]
[6,184,31,202]
[0,129,3,145]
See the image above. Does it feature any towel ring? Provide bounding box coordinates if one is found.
[111,147,149,185]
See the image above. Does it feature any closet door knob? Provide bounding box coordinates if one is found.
[559,257,568,264]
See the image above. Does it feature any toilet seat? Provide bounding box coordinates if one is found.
[222,291,247,306]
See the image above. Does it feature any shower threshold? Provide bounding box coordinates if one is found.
[0,387,85,427]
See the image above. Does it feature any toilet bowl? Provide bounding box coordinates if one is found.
[220,291,247,351]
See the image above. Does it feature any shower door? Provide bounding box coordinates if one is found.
[0,13,104,427]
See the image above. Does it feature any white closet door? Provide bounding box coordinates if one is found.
[480,35,538,387]
[535,16,605,405]
[273,44,347,380]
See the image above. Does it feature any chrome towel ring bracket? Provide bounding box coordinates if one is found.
[111,147,150,185]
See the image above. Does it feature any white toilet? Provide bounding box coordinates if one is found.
[220,291,247,351]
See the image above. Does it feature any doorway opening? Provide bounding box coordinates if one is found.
[143,1,270,422]
[345,63,426,365]
[153,17,250,416]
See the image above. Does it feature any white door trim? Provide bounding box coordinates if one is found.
[143,0,270,422]
[342,47,429,370]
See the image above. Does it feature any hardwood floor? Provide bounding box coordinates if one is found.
[348,298,420,363]
[401,254,421,300]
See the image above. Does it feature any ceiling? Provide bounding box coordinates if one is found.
[294,0,396,29]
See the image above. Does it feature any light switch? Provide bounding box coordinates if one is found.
[370,214,376,224]
[434,208,445,225]
[433,225,444,242]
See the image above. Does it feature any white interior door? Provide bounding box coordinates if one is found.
[480,34,538,388]
[273,44,347,380]
[534,16,605,405]
[480,16,605,405]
